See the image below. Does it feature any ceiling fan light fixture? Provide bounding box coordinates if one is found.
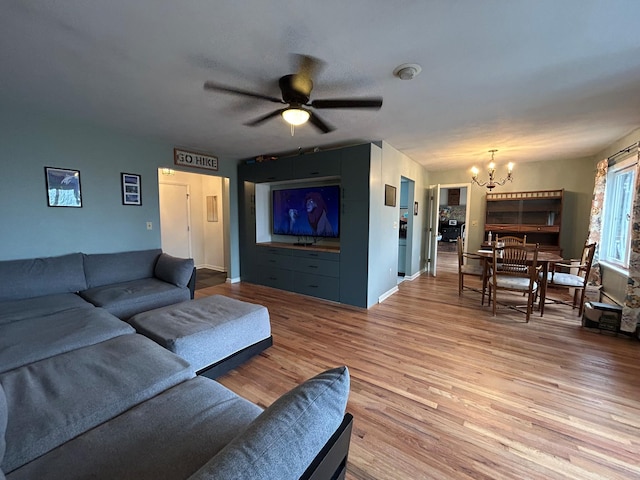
[282,108,310,126]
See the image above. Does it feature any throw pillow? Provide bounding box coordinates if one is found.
[190,366,350,480]
[154,253,195,288]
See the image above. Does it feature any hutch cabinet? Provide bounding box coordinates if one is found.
[484,189,563,254]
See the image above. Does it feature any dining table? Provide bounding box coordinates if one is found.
[475,248,564,315]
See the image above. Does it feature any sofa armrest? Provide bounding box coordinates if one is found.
[300,413,353,480]
[154,253,195,289]
[188,267,197,299]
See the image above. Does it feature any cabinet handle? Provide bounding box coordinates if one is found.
[309,285,319,288]
[310,171,320,175]
[308,265,318,269]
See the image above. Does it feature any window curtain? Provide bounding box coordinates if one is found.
[586,159,608,285]
[622,145,640,333]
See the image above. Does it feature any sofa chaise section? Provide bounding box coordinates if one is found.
[0,334,193,474]
[4,367,352,480]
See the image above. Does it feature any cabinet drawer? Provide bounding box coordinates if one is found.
[293,272,340,301]
[519,225,560,233]
[258,267,293,290]
[290,257,340,277]
[256,252,294,269]
[257,245,294,257]
[290,249,339,262]
[485,224,517,232]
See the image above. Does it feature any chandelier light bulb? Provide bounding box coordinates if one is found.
[470,150,514,190]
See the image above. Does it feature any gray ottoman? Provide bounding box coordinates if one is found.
[128,295,272,378]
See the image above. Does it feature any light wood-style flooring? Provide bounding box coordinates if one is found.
[196,259,640,480]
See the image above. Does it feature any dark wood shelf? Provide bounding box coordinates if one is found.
[485,189,563,255]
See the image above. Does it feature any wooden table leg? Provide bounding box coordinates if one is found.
[539,262,548,316]
[481,257,488,306]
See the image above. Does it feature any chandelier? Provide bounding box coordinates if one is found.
[471,149,514,190]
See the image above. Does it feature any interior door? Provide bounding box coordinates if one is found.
[159,182,192,259]
[426,184,441,276]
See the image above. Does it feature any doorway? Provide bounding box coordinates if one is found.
[158,169,227,285]
[427,183,472,276]
[398,177,415,283]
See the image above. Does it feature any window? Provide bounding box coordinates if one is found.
[601,156,636,270]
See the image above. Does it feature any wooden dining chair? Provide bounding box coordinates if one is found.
[457,236,483,295]
[495,234,527,245]
[540,243,597,317]
[488,243,540,322]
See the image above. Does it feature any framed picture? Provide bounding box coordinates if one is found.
[45,167,82,208]
[384,184,396,207]
[121,173,142,206]
[414,201,419,215]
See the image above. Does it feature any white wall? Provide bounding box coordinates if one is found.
[367,142,429,305]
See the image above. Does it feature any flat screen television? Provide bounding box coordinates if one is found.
[272,185,340,239]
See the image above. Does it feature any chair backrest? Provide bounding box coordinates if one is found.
[495,235,527,246]
[492,243,539,278]
[456,236,464,270]
[578,243,597,279]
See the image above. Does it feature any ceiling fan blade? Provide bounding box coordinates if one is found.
[310,97,383,109]
[291,54,325,96]
[308,112,335,134]
[244,108,287,126]
[203,81,284,104]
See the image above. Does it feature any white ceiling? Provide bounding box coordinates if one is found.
[2,1,640,171]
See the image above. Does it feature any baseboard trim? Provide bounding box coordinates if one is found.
[227,277,241,284]
[196,264,226,272]
[379,286,399,303]
[405,271,422,281]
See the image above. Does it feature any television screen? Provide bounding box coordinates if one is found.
[272,185,340,238]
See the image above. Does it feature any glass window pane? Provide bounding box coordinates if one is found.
[603,164,635,268]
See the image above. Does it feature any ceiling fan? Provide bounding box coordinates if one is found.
[203,55,383,134]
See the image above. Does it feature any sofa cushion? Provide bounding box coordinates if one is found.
[190,366,350,480]
[79,278,191,320]
[154,253,194,288]
[83,249,162,289]
[0,254,86,302]
[0,334,193,473]
[0,293,92,326]
[7,377,263,480]
[0,307,134,374]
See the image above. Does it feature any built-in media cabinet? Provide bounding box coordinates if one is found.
[238,143,375,307]
[484,189,564,254]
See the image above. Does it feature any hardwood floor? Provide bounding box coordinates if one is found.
[195,266,640,480]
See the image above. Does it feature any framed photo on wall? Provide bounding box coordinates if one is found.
[384,184,396,207]
[45,167,82,208]
[121,173,142,206]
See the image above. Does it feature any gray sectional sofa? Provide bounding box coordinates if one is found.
[0,250,353,479]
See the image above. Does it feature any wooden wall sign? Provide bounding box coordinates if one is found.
[174,148,218,171]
